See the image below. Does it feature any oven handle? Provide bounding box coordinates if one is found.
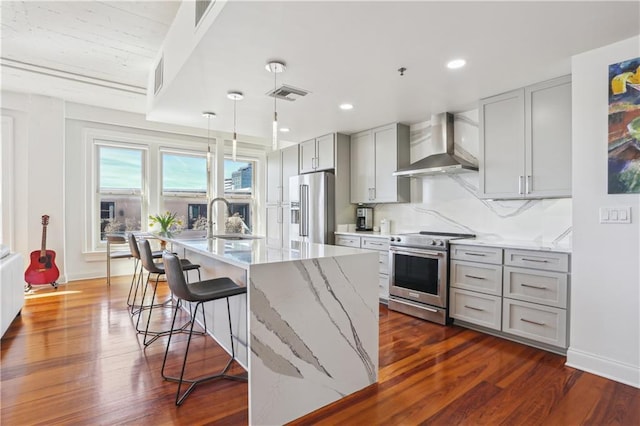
[389,246,445,259]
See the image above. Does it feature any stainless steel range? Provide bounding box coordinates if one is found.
[388,231,475,325]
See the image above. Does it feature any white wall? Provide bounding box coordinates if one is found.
[567,35,640,388]
[372,111,572,244]
[2,93,66,282]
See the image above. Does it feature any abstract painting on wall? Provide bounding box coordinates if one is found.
[608,57,640,194]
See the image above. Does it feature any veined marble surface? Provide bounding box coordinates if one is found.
[164,235,380,425]
[453,238,572,253]
[248,252,379,425]
[165,236,370,268]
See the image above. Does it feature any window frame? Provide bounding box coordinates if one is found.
[92,141,148,250]
[82,127,265,255]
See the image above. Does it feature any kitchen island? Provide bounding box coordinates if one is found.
[162,235,379,425]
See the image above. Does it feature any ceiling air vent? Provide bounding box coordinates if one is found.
[154,56,163,95]
[266,85,310,102]
[195,0,214,27]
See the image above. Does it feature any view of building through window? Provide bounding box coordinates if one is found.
[98,146,143,240]
[224,159,254,232]
[162,152,208,230]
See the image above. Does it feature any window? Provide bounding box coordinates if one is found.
[161,151,208,231]
[224,159,255,232]
[97,145,145,241]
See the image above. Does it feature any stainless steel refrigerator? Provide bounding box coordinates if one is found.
[289,171,335,245]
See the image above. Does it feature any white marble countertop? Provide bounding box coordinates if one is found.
[334,231,390,238]
[452,237,572,253]
[164,235,372,269]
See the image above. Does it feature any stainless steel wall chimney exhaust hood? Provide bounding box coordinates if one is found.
[393,112,478,177]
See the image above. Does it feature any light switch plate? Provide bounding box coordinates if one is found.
[599,206,632,224]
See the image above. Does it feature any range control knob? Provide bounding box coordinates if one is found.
[436,240,445,246]
[427,239,435,245]
[390,237,396,242]
[397,237,402,242]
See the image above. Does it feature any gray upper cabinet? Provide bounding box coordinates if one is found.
[266,144,299,205]
[299,133,335,174]
[350,123,410,203]
[478,75,572,199]
[280,144,299,204]
[266,150,282,205]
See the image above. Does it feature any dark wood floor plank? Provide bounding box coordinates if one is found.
[1,277,638,425]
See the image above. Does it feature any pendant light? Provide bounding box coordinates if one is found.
[227,91,243,162]
[266,61,286,151]
[202,111,216,170]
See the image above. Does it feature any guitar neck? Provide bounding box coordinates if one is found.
[41,224,47,257]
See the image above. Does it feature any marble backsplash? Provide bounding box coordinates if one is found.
[371,110,572,245]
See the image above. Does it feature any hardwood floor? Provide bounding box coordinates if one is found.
[1,277,638,425]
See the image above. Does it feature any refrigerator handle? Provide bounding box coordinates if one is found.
[300,184,309,237]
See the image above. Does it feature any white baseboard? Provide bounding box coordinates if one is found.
[566,347,640,388]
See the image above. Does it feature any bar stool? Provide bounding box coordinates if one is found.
[127,233,163,315]
[105,234,132,286]
[161,251,247,406]
[136,239,201,347]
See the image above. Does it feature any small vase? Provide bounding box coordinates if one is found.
[160,240,167,250]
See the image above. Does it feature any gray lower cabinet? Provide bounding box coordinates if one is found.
[335,234,390,302]
[451,244,570,353]
[502,249,570,349]
[450,246,503,331]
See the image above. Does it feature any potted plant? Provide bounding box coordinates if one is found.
[149,211,183,248]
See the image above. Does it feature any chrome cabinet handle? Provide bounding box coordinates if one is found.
[526,175,531,194]
[521,258,549,263]
[465,252,486,257]
[465,274,486,280]
[521,283,547,290]
[464,305,485,311]
[520,317,545,326]
[369,242,385,246]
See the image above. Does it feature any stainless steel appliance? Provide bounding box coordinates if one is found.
[289,172,335,245]
[356,206,373,231]
[388,231,475,325]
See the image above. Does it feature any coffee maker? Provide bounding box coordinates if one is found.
[356,206,373,231]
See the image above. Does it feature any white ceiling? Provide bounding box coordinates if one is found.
[3,1,640,145]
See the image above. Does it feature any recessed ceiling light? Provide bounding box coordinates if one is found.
[280,127,290,133]
[447,59,466,69]
[340,103,354,110]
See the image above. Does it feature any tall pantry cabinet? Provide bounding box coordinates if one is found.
[265,144,298,248]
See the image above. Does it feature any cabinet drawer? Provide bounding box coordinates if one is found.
[378,252,389,275]
[503,266,568,308]
[450,260,502,296]
[362,237,390,251]
[450,288,501,331]
[379,273,389,301]
[504,249,569,272]
[502,298,567,348]
[450,245,503,265]
[335,235,361,248]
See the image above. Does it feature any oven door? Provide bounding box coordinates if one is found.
[389,246,448,308]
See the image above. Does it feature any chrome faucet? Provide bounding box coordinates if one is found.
[207,197,231,238]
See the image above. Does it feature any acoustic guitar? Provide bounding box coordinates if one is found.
[24,215,60,290]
